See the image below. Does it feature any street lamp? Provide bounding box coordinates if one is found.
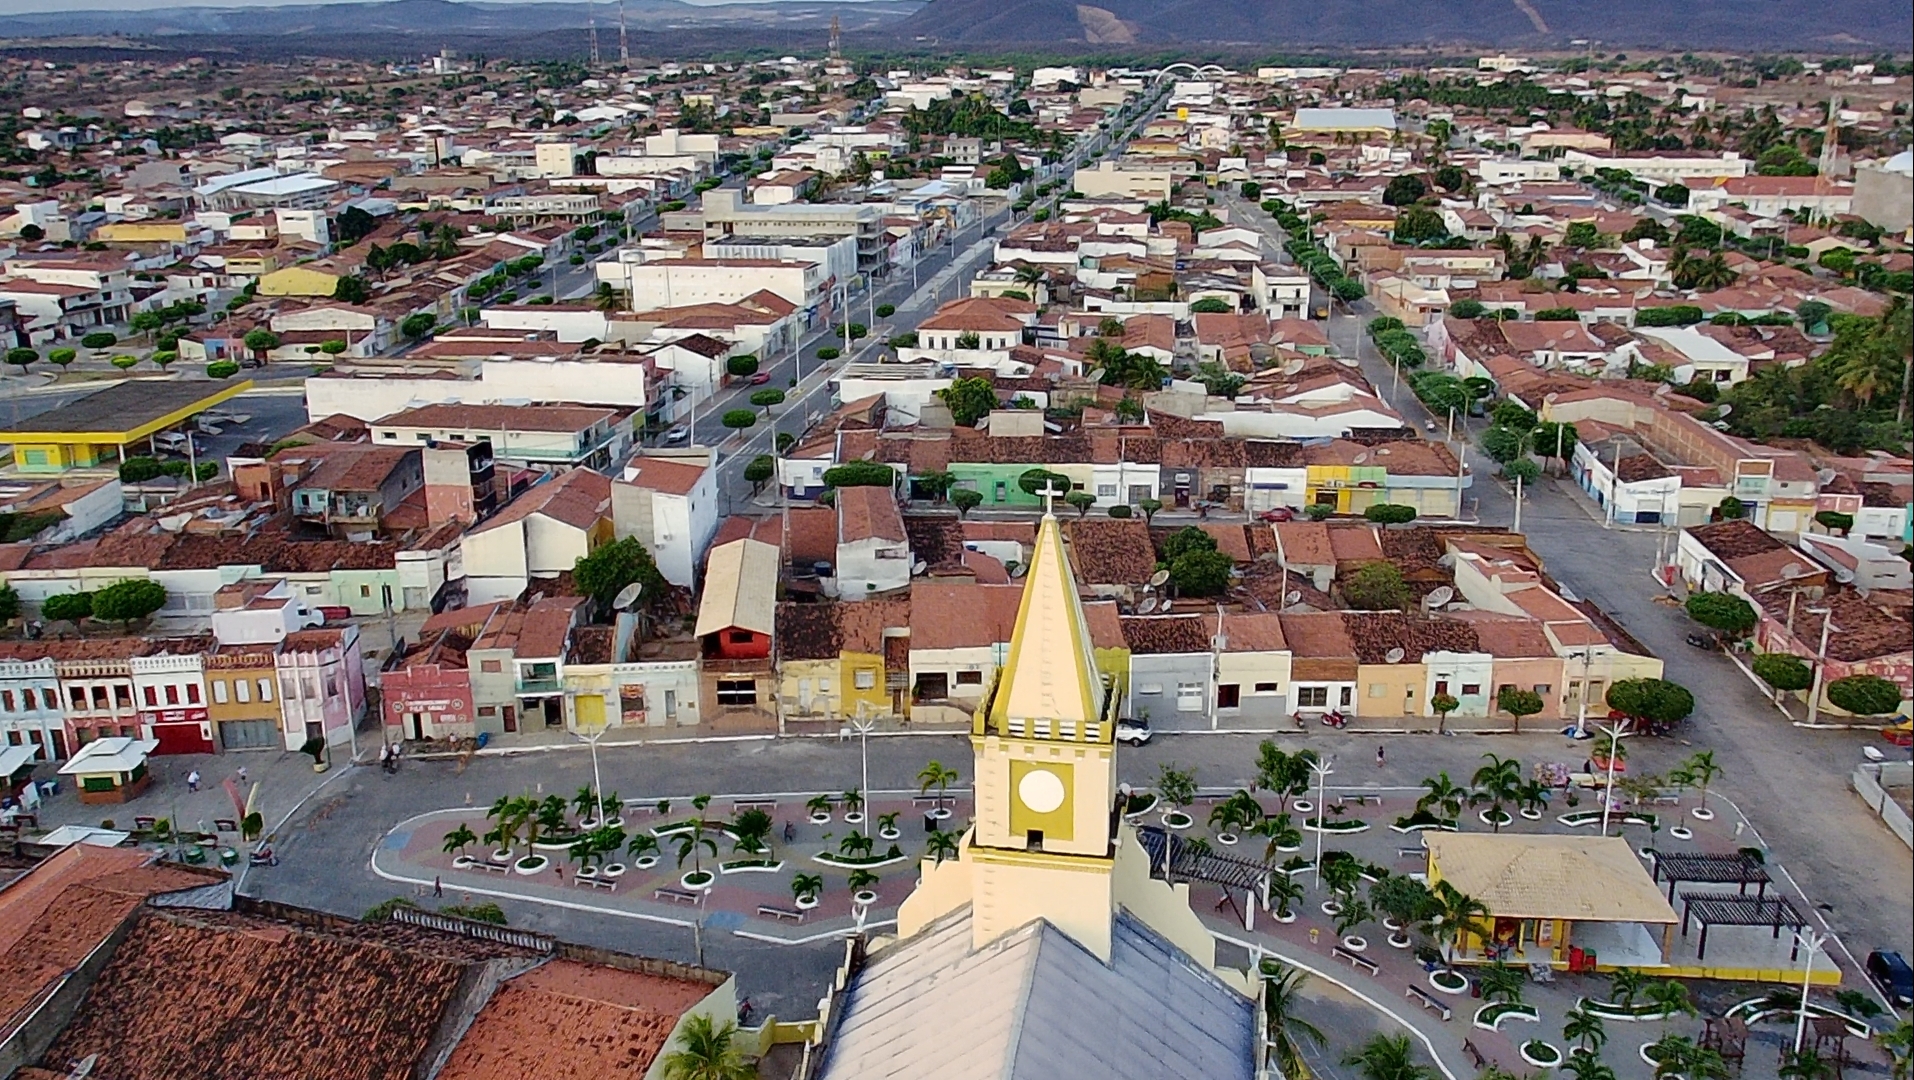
[851,714,875,840]
[1309,755,1334,883]
[1803,608,1838,728]
[1791,927,1829,1053]
[1570,648,1596,739]
[574,723,606,826]
[1597,718,1630,837]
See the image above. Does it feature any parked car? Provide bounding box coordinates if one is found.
[663,425,691,444]
[151,431,198,455]
[1866,949,1913,1008]
[1258,507,1294,523]
[1115,718,1153,745]
[748,372,773,385]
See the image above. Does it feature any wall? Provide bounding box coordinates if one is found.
[1214,651,1289,728]
[1127,653,1212,731]
[1850,762,1912,850]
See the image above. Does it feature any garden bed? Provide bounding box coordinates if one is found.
[1302,816,1371,833]
[1162,810,1194,829]
[719,858,785,875]
[1122,792,1159,817]
[1390,811,1458,833]
[1521,1041,1563,1068]
[652,819,741,840]
[1430,970,1469,995]
[813,850,910,870]
[1478,808,1513,828]
[1580,998,1683,1022]
[512,855,548,875]
[1473,1002,1540,1031]
[1723,999,1871,1037]
[681,870,715,891]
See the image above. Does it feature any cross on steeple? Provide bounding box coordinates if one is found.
[1036,482,1065,516]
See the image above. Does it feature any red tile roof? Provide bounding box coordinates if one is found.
[438,960,714,1080]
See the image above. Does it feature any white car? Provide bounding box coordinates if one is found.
[152,431,198,454]
[1115,718,1153,745]
[663,425,691,444]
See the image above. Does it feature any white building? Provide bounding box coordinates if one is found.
[612,453,720,589]
[1561,150,1749,182]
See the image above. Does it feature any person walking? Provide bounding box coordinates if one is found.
[186,770,200,793]
[1376,745,1385,767]
[433,876,443,898]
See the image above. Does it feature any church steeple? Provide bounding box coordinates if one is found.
[980,511,1110,743]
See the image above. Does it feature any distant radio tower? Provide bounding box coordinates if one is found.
[1816,94,1842,201]
[618,0,629,68]
[829,13,841,59]
[588,0,601,67]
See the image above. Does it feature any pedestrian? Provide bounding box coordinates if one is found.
[1376,745,1385,767]
[186,770,200,792]
[433,875,443,898]
[554,863,564,884]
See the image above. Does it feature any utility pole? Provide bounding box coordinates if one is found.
[1804,609,1837,727]
[1309,756,1333,883]
[1792,928,1829,1053]
[1598,718,1629,837]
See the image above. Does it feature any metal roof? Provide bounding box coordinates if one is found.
[1427,833,1678,924]
[694,539,778,639]
[1292,107,1398,131]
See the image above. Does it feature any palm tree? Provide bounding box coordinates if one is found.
[1417,772,1465,822]
[838,832,874,860]
[1333,897,1373,941]
[660,1013,756,1080]
[1682,750,1722,813]
[841,788,864,818]
[626,832,660,864]
[1258,813,1302,861]
[1266,874,1305,919]
[1562,1004,1607,1055]
[1607,967,1646,1009]
[592,281,622,314]
[675,828,718,878]
[572,784,598,824]
[1478,961,1524,1005]
[925,830,961,865]
[1013,264,1046,289]
[1470,754,1522,832]
[806,793,834,819]
[442,824,477,857]
[791,872,823,904]
[847,868,879,894]
[731,808,773,854]
[1646,1034,1697,1080]
[1515,778,1551,818]
[534,794,568,844]
[1210,789,1263,837]
[1780,1048,1833,1080]
[1262,962,1326,1079]
[1343,1033,1435,1080]
[486,794,513,825]
[1319,852,1361,900]
[1687,1047,1732,1080]
[1643,978,1695,1019]
[1564,1056,1617,1080]
[917,760,959,814]
[1880,1018,1913,1080]
[1423,880,1490,964]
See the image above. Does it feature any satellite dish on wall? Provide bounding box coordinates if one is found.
[1149,569,1171,587]
[1715,403,1732,417]
[1285,590,1302,604]
[913,560,929,576]
[1544,392,1560,403]
[1010,563,1028,578]
[1385,647,1406,664]
[1283,358,1306,375]
[1139,596,1158,613]
[613,582,644,610]
[1834,567,1855,584]
[1161,599,1174,612]
[1337,353,1360,367]
[1424,585,1455,608]
[1353,452,1369,465]
[1780,563,1806,580]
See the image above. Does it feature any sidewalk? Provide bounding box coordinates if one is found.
[33,746,349,839]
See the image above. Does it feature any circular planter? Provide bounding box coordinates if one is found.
[1640,1044,1667,1068]
[843,812,865,825]
[601,863,626,879]
[1668,826,1693,841]
[490,849,513,864]
[1389,932,1412,949]
[1341,935,1368,953]
[1479,808,1513,827]
[634,855,659,870]
[513,855,548,875]
[879,827,901,841]
[926,806,954,821]
[1570,1046,1595,1058]
[1382,917,1403,932]
[1321,900,1344,917]
[852,889,878,907]
[810,812,832,824]
[794,893,820,911]
[1691,807,1715,821]
[1275,910,1298,924]
[681,870,715,891]
[452,855,476,869]
[312,762,329,774]
[1430,970,1469,995]
[1277,842,1302,853]
[1293,800,1315,814]
[1216,832,1239,846]
[1520,808,1544,820]
[575,866,599,880]
[1162,811,1193,830]
[1521,1041,1563,1069]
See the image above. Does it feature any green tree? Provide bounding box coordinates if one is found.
[1343,562,1409,610]
[400,313,436,340]
[1479,425,1526,464]
[320,339,349,356]
[951,488,983,518]
[1529,421,1578,467]
[1471,753,1523,831]
[913,470,956,502]
[206,360,241,380]
[1363,503,1418,525]
[1017,468,1072,500]
[743,455,774,495]
[719,408,756,431]
[90,579,167,629]
[1383,174,1428,207]
[1190,297,1233,314]
[1685,592,1757,638]
[4,347,35,371]
[1263,963,1327,1080]
[1160,526,1217,563]
[1344,1033,1435,1080]
[242,329,279,360]
[1496,687,1545,735]
[1826,674,1903,717]
[1450,299,1486,319]
[1751,653,1812,703]
[80,332,118,351]
[821,460,895,489]
[1393,206,1447,243]
[749,388,785,414]
[1605,678,1696,732]
[660,1013,756,1080]
[0,584,19,623]
[938,376,999,426]
[726,354,759,378]
[1429,694,1460,734]
[1063,490,1098,517]
[571,536,667,611]
[1170,549,1234,596]
[45,347,75,369]
[42,591,93,623]
[1138,497,1163,523]
[1490,400,1537,431]
[332,275,371,304]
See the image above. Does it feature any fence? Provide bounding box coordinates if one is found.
[1851,762,1913,850]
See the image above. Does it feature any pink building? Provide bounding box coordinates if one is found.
[275,627,366,752]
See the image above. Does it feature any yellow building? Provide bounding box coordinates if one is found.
[0,378,254,473]
[824,509,1260,1077]
[93,222,189,244]
[774,600,908,723]
[259,260,353,298]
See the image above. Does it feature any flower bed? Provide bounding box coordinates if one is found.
[1668,826,1693,841]
[1723,998,1870,1037]
[1473,1001,1540,1031]
[1581,998,1681,1021]
[1122,792,1159,817]
[1162,810,1193,830]
[1558,810,1605,827]
[513,855,548,875]
[1302,816,1371,833]
[852,889,878,907]
[601,863,626,879]
[633,855,659,870]
[1429,970,1469,995]
[813,850,910,870]
[652,819,741,841]
[1391,811,1458,833]
[451,855,476,869]
[794,893,819,911]
[720,858,785,875]
[1521,1040,1563,1068]
[1478,808,1513,828]
[1341,935,1368,953]
[681,869,715,890]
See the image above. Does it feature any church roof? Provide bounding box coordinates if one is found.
[817,908,1256,1080]
[985,512,1107,732]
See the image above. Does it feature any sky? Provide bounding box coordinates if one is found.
[0,0,831,16]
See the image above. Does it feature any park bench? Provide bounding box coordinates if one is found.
[653,886,701,905]
[1463,1041,1487,1069]
[1405,985,1452,1021]
[912,796,947,808]
[573,876,616,892]
[1650,794,1681,806]
[470,860,509,874]
[1397,846,1427,860]
[1330,946,1379,975]
[733,798,778,812]
[1349,794,1384,806]
[757,904,807,924]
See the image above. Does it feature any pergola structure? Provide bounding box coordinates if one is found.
[1676,891,1806,960]
[1650,851,1771,902]
[1137,825,1276,925]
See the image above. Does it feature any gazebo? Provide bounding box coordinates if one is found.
[58,737,159,804]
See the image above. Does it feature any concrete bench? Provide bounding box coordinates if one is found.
[1463,1040,1487,1070]
[573,876,616,892]
[733,798,778,812]
[1397,846,1427,860]
[653,887,701,905]
[757,904,807,924]
[471,860,510,874]
[1348,793,1384,806]
[1405,985,1452,1021]
[1331,946,1379,975]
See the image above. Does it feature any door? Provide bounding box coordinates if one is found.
[575,693,606,731]
[503,706,517,733]
[219,718,279,750]
[1216,684,1241,710]
[153,720,215,755]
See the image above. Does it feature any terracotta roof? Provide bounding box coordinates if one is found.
[786,506,838,566]
[471,469,612,536]
[1278,611,1359,659]
[1063,519,1157,586]
[377,403,618,434]
[438,960,713,1080]
[620,457,707,497]
[908,583,1024,650]
[1685,519,1785,560]
[1340,611,1480,664]
[1119,614,1211,655]
[1220,612,1287,653]
[837,485,907,544]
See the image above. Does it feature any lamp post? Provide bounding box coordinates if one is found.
[574,724,606,827]
[1791,927,1828,1053]
[1309,755,1334,883]
[1804,608,1838,728]
[851,714,875,840]
[1597,718,1630,837]
[1572,648,1595,739]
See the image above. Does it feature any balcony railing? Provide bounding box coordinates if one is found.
[515,676,562,695]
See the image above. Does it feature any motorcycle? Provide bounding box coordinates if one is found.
[1292,712,1306,730]
[1320,710,1349,730]
[249,843,279,867]
[1684,633,1717,651]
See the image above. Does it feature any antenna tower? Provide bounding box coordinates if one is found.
[829,13,842,59]
[1815,94,1842,203]
[588,0,601,68]
[618,0,629,67]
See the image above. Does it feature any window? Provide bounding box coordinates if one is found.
[258,678,273,702]
[1460,684,1481,696]
[728,630,754,644]
[1136,683,1164,696]
[1339,687,1352,707]
[853,669,876,691]
[1296,686,1328,708]
[115,685,131,707]
[20,689,33,710]
[478,706,497,717]
[1532,684,1552,696]
[1176,682,1204,711]
[955,670,984,686]
[213,680,229,704]
[716,679,756,707]
[0,691,12,712]
[143,686,159,707]
[480,660,503,673]
[1216,684,1240,709]
[235,679,250,703]
[164,684,180,706]
[67,685,86,710]
[186,683,201,705]
[1368,683,1386,698]
[1253,682,1279,695]
[1097,484,1118,498]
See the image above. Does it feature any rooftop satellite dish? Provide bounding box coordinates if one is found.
[1780,562,1806,580]
[1282,358,1306,376]
[612,582,644,610]
[1149,569,1171,587]
[1336,353,1360,367]
[1385,647,1406,664]
[1715,403,1732,417]
[1815,467,1837,484]
[1545,392,1560,403]
[1160,599,1174,612]
[1010,563,1028,578]
[1138,596,1159,613]
[1284,590,1302,605]
[913,560,929,576]
[1834,567,1855,584]
[1353,452,1369,465]
[1424,585,1455,608]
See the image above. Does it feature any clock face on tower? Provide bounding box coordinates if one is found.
[1009,759,1075,840]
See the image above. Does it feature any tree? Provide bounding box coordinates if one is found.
[1343,562,1409,611]
[938,376,999,426]
[660,1013,756,1080]
[1563,1005,1608,1056]
[206,361,241,380]
[1063,490,1097,517]
[1263,963,1327,1080]
[18,223,42,241]
[1826,674,1903,717]
[913,470,956,502]
[822,460,895,488]
[149,351,177,370]
[42,591,92,623]
[815,347,841,361]
[46,347,75,369]
[400,313,436,341]
[1490,400,1537,431]
[719,408,756,431]
[1369,875,1434,928]
[1344,1033,1435,1080]
[951,489,983,518]
[726,354,759,378]
[1505,457,1541,485]
[1529,421,1578,468]
[0,584,19,624]
[81,332,118,351]
[320,339,349,356]
[1393,206,1447,244]
[1752,653,1812,703]
[1606,678,1696,732]
[1190,297,1232,314]
[1685,592,1757,638]
[1450,299,1486,319]
[4,347,34,371]
[1429,693,1460,734]
[743,455,774,495]
[90,579,167,629]
[242,329,279,361]
[337,205,378,244]
[1423,879,1490,963]
[1170,549,1234,597]
[1383,174,1428,207]
[1497,686,1544,734]
[749,388,785,414]
[1363,503,1417,525]
[1472,753,1522,831]
[1154,763,1197,814]
[1138,497,1162,523]
[1017,468,1071,500]
[572,536,667,611]
[332,275,371,304]
[1779,1049,1833,1080]
[442,824,478,856]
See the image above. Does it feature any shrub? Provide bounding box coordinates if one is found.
[821,460,896,488]
[81,332,118,351]
[1534,307,1579,321]
[206,361,241,380]
[1684,592,1757,638]
[41,592,93,622]
[46,347,76,367]
[719,409,756,431]
[815,347,841,360]
[1813,510,1853,533]
[1751,653,1812,695]
[1343,562,1409,610]
[91,579,166,627]
[749,388,785,411]
[875,304,895,317]
[1605,678,1695,731]
[119,456,164,482]
[726,354,759,378]
[1170,549,1234,596]
[1450,299,1486,318]
[1106,504,1132,518]
[1825,675,1903,717]
[5,347,36,368]
[1363,503,1417,525]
